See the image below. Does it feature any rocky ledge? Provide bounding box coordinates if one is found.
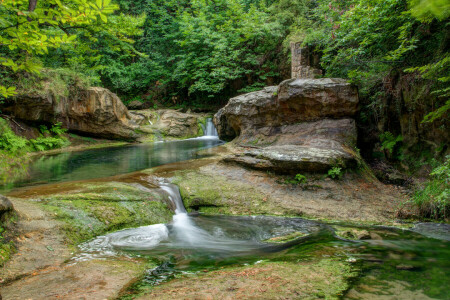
[2,87,140,140]
[130,109,209,141]
[214,78,359,173]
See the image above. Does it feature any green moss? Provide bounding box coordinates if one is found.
[40,182,173,245]
[0,211,17,267]
[144,258,358,299]
[263,231,307,243]
[173,171,298,216]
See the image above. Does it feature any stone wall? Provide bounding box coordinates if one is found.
[290,42,322,79]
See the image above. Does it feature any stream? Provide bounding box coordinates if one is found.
[2,120,449,299]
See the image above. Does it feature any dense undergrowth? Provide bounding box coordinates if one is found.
[0,118,69,184]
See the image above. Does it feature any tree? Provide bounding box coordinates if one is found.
[0,0,119,98]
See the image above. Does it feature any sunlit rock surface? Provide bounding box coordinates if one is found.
[3,87,139,140]
[214,78,359,173]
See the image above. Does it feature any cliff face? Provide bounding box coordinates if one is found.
[214,78,359,173]
[3,87,140,140]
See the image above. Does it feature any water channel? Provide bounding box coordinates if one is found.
[2,120,449,299]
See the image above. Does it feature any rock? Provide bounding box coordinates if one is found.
[157,110,200,137]
[127,100,144,110]
[214,78,358,141]
[135,109,206,139]
[3,87,140,140]
[0,195,13,213]
[214,78,359,173]
[238,118,357,148]
[226,145,356,173]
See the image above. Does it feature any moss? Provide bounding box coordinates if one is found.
[263,231,307,243]
[172,171,298,216]
[196,116,209,137]
[143,258,358,299]
[40,182,173,245]
[0,211,17,267]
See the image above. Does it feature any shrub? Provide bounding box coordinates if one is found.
[328,167,343,179]
[0,118,29,153]
[380,132,404,160]
[295,173,307,184]
[412,156,449,219]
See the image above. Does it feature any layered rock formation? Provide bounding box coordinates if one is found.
[3,88,140,140]
[214,78,359,173]
[131,109,207,140]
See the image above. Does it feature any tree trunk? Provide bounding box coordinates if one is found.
[28,0,38,12]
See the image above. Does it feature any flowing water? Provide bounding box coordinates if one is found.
[3,120,450,299]
[75,183,450,299]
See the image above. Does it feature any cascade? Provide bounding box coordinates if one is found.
[203,118,218,137]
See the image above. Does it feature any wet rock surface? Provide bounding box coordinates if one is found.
[214,78,359,173]
[132,109,209,140]
[3,87,140,140]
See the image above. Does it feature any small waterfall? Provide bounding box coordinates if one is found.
[160,183,186,214]
[160,183,212,246]
[203,118,218,137]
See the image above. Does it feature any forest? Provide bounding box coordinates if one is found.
[0,1,449,299]
[1,0,448,218]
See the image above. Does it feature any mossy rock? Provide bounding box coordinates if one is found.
[263,231,308,243]
[172,171,295,216]
[40,182,173,245]
[140,258,358,299]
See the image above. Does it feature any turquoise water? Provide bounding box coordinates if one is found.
[1,138,223,191]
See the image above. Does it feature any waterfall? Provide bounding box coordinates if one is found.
[203,118,218,137]
[160,183,213,246]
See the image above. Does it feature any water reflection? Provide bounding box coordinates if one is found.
[1,137,223,190]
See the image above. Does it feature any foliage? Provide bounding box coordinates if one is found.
[29,123,69,152]
[327,167,342,179]
[412,156,449,219]
[0,118,29,153]
[379,132,404,160]
[300,0,449,128]
[0,0,119,99]
[294,173,307,184]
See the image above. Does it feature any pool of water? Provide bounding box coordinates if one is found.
[74,183,450,299]
[77,213,450,299]
[0,137,223,191]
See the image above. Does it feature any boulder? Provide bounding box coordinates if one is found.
[127,100,144,110]
[214,78,359,173]
[0,195,13,213]
[214,78,358,141]
[0,195,14,222]
[225,145,356,173]
[3,87,140,140]
[157,110,200,137]
[135,109,206,139]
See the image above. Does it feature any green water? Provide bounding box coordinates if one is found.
[0,138,223,192]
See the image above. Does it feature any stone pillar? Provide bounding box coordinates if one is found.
[290,42,322,79]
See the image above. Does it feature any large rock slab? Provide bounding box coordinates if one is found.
[213,78,359,173]
[3,87,139,140]
[214,78,358,141]
[225,145,356,173]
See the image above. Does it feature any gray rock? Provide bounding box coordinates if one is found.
[0,195,13,213]
[226,145,356,173]
[214,79,358,141]
[127,100,144,110]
